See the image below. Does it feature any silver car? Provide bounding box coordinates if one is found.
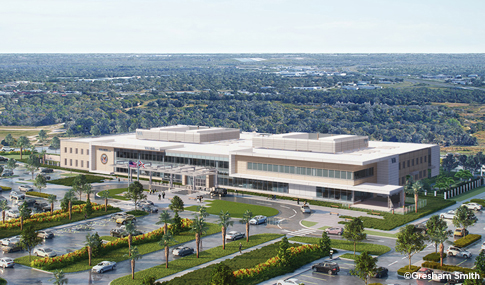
[34,247,57,258]
[249,215,267,225]
[92,261,117,273]
[0,257,14,268]
[225,231,245,241]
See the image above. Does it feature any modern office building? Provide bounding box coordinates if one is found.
[60,125,439,210]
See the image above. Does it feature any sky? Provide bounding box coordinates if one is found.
[1,0,484,53]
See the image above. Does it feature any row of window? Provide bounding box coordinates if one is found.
[399,155,428,170]
[400,170,428,185]
[65,147,89,155]
[247,162,374,181]
[64,159,89,168]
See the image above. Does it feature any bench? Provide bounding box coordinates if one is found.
[371,212,381,216]
[330,212,339,216]
[330,205,339,208]
[345,218,353,222]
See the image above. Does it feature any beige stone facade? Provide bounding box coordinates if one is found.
[60,141,91,171]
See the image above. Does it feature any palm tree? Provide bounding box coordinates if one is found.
[85,233,100,266]
[0,200,10,224]
[64,188,76,220]
[125,246,142,279]
[159,231,176,268]
[83,183,93,200]
[19,202,31,230]
[47,194,56,215]
[16,136,30,160]
[156,210,172,234]
[240,210,253,242]
[190,215,208,258]
[217,210,234,250]
[411,180,423,213]
[98,190,110,212]
[197,205,209,219]
[49,269,68,285]
[125,220,137,256]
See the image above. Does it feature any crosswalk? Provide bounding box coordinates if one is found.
[283,228,317,237]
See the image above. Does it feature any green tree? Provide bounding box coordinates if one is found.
[342,217,367,256]
[38,130,47,145]
[350,251,378,285]
[141,276,159,285]
[126,181,147,210]
[434,175,455,192]
[47,194,56,215]
[196,205,209,219]
[49,269,68,285]
[171,212,183,235]
[209,264,237,285]
[72,175,87,200]
[159,231,176,269]
[475,250,485,274]
[50,136,60,149]
[277,236,291,266]
[34,174,47,193]
[83,198,93,218]
[99,190,110,212]
[16,136,30,160]
[217,210,234,250]
[90,125,101,136]
[395,224,426,269]
[125,220,138,256]
[156,210,172,234]
[0,200,10,224]
[19,224,43,262]
[169,195,184,213]
[26,151,40,180]
[19,201,32,231]
[240,210,253,243]
[5,158,18,171]
[61,188,76,220]
[426,215,451,253]
[83,183,93,200]
[442,154,459,172]
[319,231,331,256]
[85,232,102,266]
[410,180,423,213]
[190,215,208,258]
[4,133,14,146]
[453,205,476,237]
[455,169,473,181]
[125,246,142,280]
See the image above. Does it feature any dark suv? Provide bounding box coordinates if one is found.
[210,188,227,197]
[312,262,340,275]
[41,168,54,173]
[34,202,52,212]
[110,228,143,238]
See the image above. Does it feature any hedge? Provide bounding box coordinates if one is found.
[469,199,485,207]
[0,277,6,285]
[49,175,112,186]
[126,210,149,217]
[453,234,481,247]
[26,191,56,199]
[423,252,447,262]
[0,186,11,191]
[421,261,477,275]
[397,265,420,276]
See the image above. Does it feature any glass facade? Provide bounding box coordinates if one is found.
[217,175,289,193]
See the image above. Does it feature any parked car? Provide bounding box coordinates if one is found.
[172,246,195,256]
[115,214,136,225]
[10,192,25,200]
[0,196,6,202]
[225,231,245,241]
[110,228,143,238]
[111,212,128,220]
[2,244,22,253]
[0,237,20,246]
[210,188,227,197]
[301,204,311,213]
[18,185,34,192]
[2,170,13,177]
[463,202,482,211]
[39,173,51,180]
[141,205,158,213]
[41,168,54,173]
[311,261,340,274]
[249,215,267,225]
[440,210,456,219]
[92,261,117,273]
[276,279,301,285]
[24,198,37,207]
[373,267,389,278]
[1,147,14,152]
[136,200,154,208]
[324,227,344,235]
[454,228,469,237]
[416,268,433,279]
[34,247,57,258]
[0,157,8,162]
[37,230,55,239]
[34,202,51,212]
[6,209,20,218]
[0,257,14,268]
[447,246,471,258]
[481,241,485,252]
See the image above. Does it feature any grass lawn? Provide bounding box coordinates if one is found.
[289,236,391,255]
[318,226,330,230]
[126,210,149,217]
[111,233,283,285]
[364,230,397,238]
[0,207,120,239]
[100,236,117,242]
[450,186,485,202]
[61,173,80,177]
[15,223,221,273]
[49,175,111,186]
[186,200,279,218]
[301,220,318,227]
[98,188,130,201]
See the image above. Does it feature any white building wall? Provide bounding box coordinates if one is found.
[376,156,399,185]
[389,156,400,185]
[431,145,440,177]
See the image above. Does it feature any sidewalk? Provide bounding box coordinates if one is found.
[155,236,284,283]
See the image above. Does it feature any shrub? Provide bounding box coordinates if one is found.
[397,265,420,276]
[470,199,485,207]
[49,175,112,186]
[421,261,477,274]
[423,252,447,262]
[0,186,11,191]
[26,191,55,199]
[126,210,149,217]
[454,234,481,247]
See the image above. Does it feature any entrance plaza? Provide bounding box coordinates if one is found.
[59,125,440,212]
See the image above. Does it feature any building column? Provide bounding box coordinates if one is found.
[149,171,152,190]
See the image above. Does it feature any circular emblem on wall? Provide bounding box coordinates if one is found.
[101,154,108,164]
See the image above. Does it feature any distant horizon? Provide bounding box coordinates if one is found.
[0,52,484,55]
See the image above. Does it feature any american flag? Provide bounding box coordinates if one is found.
[137,161,145,168]
[128,161,137,168]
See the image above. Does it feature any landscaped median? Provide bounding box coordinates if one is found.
[15,219,220,273]
[0,203,120,239]
[186,200,279,218]
[288,236,391,256]
[453,234,481,247]
[111,233,283,285]
[49,174,112,186]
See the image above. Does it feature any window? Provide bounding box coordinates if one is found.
[263,164,267,171]
[87,149,89,155]
[391,158,396,163]
[64,147,67,153]
[64,158,67,166]
[247,162,253,170]
[81,149,84,155]
[87,161,89,168]
[290,166,295,174]
[335,170,340,179]
[81,160,84,167]
[402,161,406,169]
[407,160,410,167]
[401,177,405,185]
[70,159,72,166]
[329,170,334,178]
[70,148,72,153]
[75,148,78,154]
[420,157,423,164]
[424,156,427,162]
[322,169,328,177]
[75,160,78,167]
[412,159,415,166]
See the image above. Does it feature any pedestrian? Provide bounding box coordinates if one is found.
[162,191,165,199]
[158,193,161,200]
[235,189,238,196]
[239,242,242,254]
[297,198,300,205]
